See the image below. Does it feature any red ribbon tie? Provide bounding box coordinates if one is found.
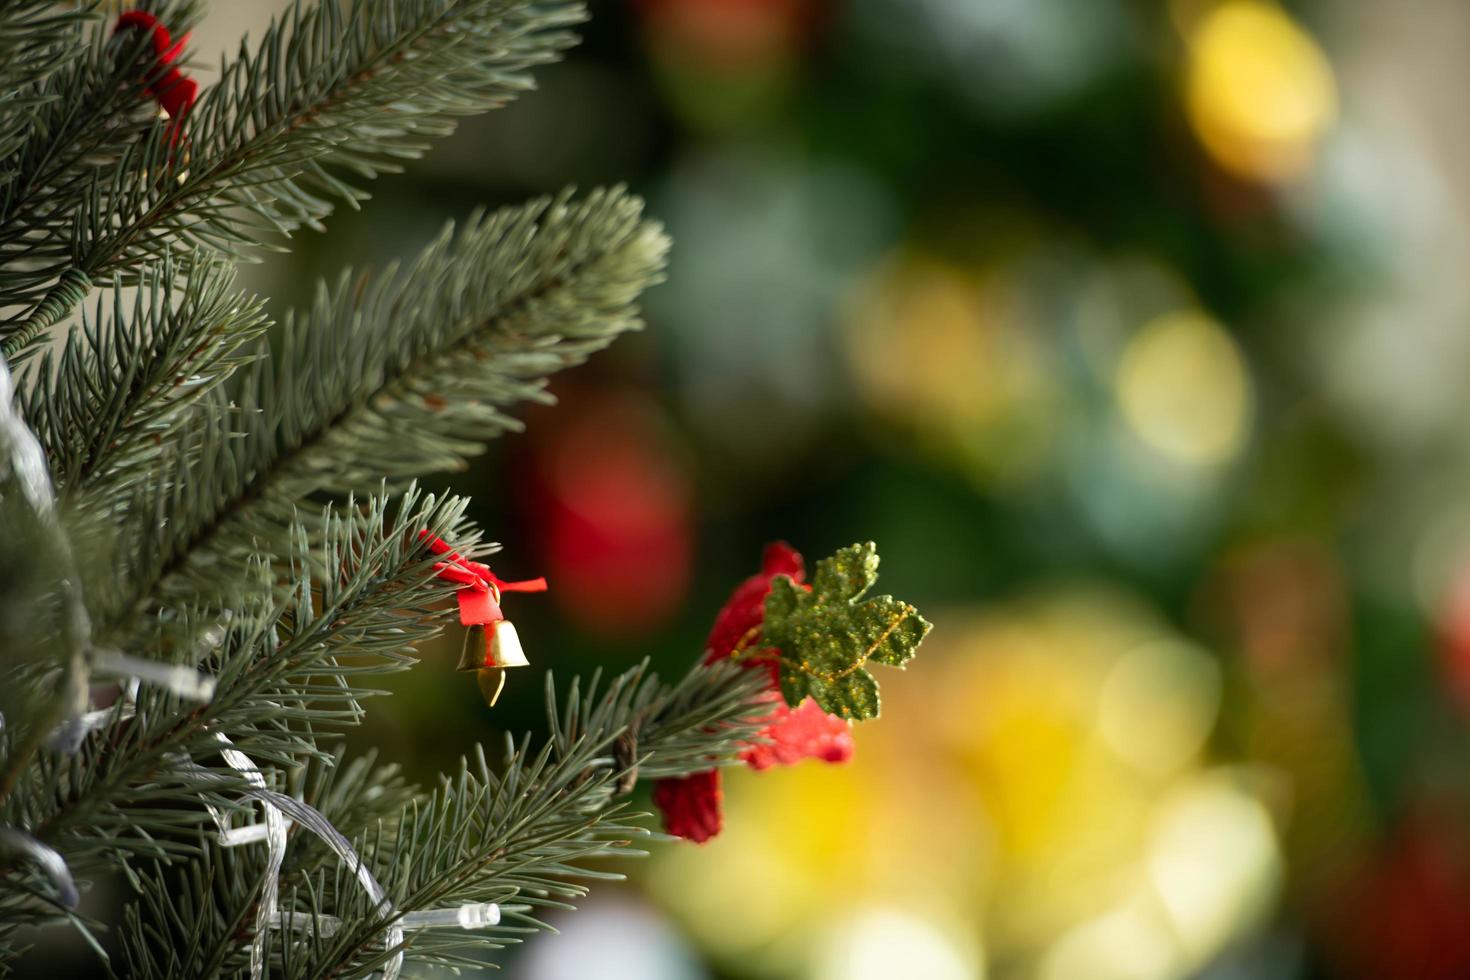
[419,531,548,627]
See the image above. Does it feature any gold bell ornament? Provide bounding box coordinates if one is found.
[457,617,531,706]
[421,532,548,707]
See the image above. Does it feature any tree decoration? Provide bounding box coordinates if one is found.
[421,531,548,706]
[113,10,197,145]
[519,387,695,638]
[654,542,930,842]
[654,768,725,844]
[0,3,930,974]
[762,541,930,721]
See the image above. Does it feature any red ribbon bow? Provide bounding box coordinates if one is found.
[419,531,548,627]
[114,11,198,142]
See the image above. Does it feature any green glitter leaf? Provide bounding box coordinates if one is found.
[808,670,881,722]
[779,666,811,708]
[762,541,932,720]
[765,574,804,622]
[853,595,928,668]
[811,541,880,602]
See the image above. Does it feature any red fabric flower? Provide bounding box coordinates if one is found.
[742,696,853,770]
[704,541,804,666]
[654,542,854,842]
[653,770,723,844]
[114,11,198,143]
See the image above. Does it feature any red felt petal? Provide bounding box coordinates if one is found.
[761,541,804,578]
[743,696,855,771]
[704,541,804,663]
[653,770,723,843]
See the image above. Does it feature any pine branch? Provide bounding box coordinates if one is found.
[111,660,769,979]
[0,2,98,166]
[313,660,767,977]
[0,488,476,927]
[17,252,270,494]
[0,3,204,298]
[0,351,95,835]
[110,845,268,980]
[249,187,666,497]
[285,749,421,871]
[98,187,666,635]
[0,2,89,87]
[1,0,584,359]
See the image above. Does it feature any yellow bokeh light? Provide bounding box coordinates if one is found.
[1039,773,1281,980]
[1098,639,1221,778]
[1041,896,1178,980]
[1147,774,1282,963]
[648,595,1283,979]
[1184,0,1337,182]
[1115,309,1252,466]
[842,255,1058,485]
[815,908,981,980]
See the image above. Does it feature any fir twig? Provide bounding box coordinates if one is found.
[0,488,470,932]
[99,188,665,636]
[1,0,583,359]
[17,251,270,494]
[112,661,769,978]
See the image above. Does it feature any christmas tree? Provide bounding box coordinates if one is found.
[0,3,929,976]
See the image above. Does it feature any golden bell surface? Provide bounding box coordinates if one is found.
[487,619,529,668]
[456,624,488,672]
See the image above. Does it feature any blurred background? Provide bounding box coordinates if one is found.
[207,1,1470,977]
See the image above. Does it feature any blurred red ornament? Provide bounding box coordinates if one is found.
[521,390,693,639]
[653,542,854,843]
[634,0,828,73]
[114,11,197,144]
[1436,564,1470,713]
[1339,807,1470,980]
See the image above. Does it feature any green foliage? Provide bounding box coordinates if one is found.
[1,0,582,357]
[82,188,665,641]
[0,2,921,975]
[237,186,665,500]
[109,663,768,978]
[18,253,269,493]
[765,542,932,721]
[0,3,701,971]
[3,489,468,894]
[0,1,206,348]
[0,2,95,153]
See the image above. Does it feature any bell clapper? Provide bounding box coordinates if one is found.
[477,667,507,706]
